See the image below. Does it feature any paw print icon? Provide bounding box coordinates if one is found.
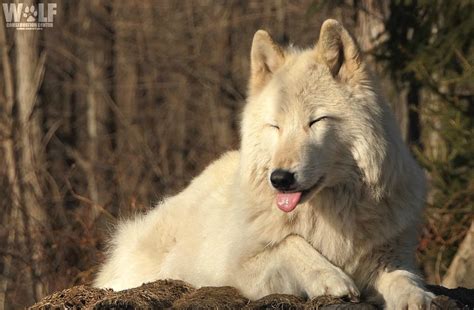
[23,5,38,22]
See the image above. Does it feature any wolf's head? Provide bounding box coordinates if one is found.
[240,20,423,213]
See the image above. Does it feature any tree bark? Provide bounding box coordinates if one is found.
[81,0,111,221]
[113,2,139,210]
[0,11,32,307]
[14,0,48,301]
[443,220,474,289]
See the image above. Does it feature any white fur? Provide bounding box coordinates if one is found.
[95,20,433,308]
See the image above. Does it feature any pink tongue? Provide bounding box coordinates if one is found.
[276,192,302,212]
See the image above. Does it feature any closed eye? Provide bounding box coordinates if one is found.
[309,116,328,127]
[268,124,280,130]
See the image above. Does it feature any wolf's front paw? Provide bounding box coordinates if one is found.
[305,268,360,301]
[384,288,434,310]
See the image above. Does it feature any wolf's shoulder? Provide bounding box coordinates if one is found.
[186,150,240,189]
[202,150,240,173]
[211,150,240,169]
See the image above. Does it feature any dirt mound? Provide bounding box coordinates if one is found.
[29,280,473,309]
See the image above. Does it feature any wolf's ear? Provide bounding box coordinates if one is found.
[316,19,364,83]
[249,30,284,96]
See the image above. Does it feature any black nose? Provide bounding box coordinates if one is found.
[270,169,296,191]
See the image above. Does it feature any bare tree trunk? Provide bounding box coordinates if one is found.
[443,220,474,288]
[204,5,230,154]
[113,2,139,209]
[0,12,34,307]
[274,0,287,42]
[420,81,448,161]
[14,0,48,301]
[351,0,413,139]
[85,59,101,217]
[80,0,111,221]
[167,73,187,186]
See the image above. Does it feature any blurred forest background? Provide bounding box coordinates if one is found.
[0,0,472,308]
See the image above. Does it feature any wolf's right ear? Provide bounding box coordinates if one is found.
[316,19,366,83]
[249,30,284,96]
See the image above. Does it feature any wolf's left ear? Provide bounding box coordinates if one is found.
[316,19,365,83]
[249,30,284,96]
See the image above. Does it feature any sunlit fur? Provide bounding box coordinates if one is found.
[95,20,433,309]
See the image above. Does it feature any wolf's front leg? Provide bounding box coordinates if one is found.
[375,269,434,310]
[234,234,359,300]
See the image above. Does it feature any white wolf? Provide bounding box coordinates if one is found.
[95,19,434,309]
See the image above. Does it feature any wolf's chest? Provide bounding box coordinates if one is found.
[295,216,358,268]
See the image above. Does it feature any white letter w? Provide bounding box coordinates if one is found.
[2,3,23,23]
